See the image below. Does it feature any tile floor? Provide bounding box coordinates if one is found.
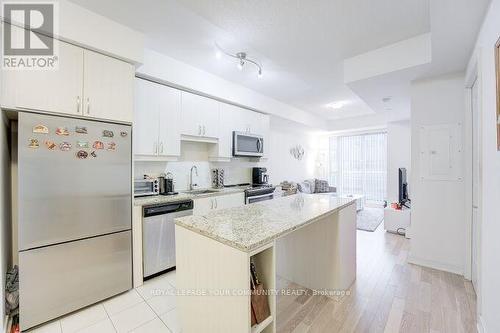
[28,271,180,333]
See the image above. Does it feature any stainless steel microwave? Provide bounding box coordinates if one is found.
[232,131,264,157]
[134,178,159,197]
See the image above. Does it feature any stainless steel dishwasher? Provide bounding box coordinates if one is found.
[143,200,193,278]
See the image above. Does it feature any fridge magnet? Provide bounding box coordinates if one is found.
[120,131,128,137]
[33,124,49,134]
[55,127,70,136]
[59,142,72,151]
[90,151,97,158]
[28,138,39,148]
[77,141,89,148]
[92,141,104,150]
[76,150,88,159]
[102,130,114,138]
[107,142,117,151]
[75,126,88,134]
[45,140,57,150]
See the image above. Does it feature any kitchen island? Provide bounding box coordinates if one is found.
[175,194,357,333]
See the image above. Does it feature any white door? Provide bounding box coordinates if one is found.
[471,78,480,293]
[83,50,134,123]
[133,79,159,156]
[13,34,84,116]
[158,85,181,156]
[180,92,204,136]
[193,197,213,216]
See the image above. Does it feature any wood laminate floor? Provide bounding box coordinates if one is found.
[275,226,477,333]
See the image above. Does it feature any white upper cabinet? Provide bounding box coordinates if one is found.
[181,92,220,138]
[134,78,181,158]
[83,50,134,123]
[134,79,159,156]
[4,32,84,116]
[0,25,134,123]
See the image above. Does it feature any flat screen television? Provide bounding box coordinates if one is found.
[398,168,409,205]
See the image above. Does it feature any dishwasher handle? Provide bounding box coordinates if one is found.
[143,200,193,217]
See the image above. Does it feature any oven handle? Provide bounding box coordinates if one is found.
[246,193,273,203]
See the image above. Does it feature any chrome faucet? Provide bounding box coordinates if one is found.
[189,165,198,190]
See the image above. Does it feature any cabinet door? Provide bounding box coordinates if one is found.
[11,32,83,116]
[215,193,245,210]
[180,92,203,136]
[133,79,159,156]
[259,114,270,158]
[158,85,181,156]
[193,197,214,216]
[83,50,134,122]
[181,92,220,137]
[215,104,236,158]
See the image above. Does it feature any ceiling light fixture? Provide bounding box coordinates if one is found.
[215,43,263,78]
[326,101,350,110]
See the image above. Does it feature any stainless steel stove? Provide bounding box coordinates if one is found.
[245,184,276,204]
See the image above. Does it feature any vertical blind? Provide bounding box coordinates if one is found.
[329,132,387,202]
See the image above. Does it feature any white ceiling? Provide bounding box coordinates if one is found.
[68,0,488,122]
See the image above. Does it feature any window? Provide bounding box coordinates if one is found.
[329,132,387,202]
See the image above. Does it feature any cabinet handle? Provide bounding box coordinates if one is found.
[215,198,218,209]
[203,125,206,136]
[198,125,202,136]
[153,142,158,155]
[159,142,163,154]
[86,98,90,114]
[210,199,214,209]
[76,96,81,114]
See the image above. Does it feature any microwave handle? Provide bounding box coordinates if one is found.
[257,138,262,153]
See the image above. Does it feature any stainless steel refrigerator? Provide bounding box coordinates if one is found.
[16,112,132,330]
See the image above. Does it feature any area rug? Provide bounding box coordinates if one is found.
[357,207,384,232]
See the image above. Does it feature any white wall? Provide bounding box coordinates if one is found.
[466,0,500,331]
[137,49,325,129]
[386,121,411,203]
[134,116,323,188]
[0,114,11,329]
[408,72,466,274]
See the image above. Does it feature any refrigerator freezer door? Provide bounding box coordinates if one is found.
[19,230,132,330]
[18,112,132,250]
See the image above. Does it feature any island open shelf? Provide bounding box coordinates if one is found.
[175,194,357,333]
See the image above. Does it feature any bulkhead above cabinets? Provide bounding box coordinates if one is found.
[133,77,270,162]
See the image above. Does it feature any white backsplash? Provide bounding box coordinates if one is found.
[134,142,263,191]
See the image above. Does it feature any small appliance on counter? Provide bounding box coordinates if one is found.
[134,177,159,197]
[211,168,225,188]
[159,172,178,196]
[252,167,269,186]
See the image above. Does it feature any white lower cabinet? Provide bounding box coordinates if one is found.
[193,193,245,216]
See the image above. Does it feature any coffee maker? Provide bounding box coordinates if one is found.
[252,167,269,186]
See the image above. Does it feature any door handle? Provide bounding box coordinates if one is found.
[76,96,81,114]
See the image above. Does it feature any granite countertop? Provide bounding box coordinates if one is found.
[175,193,355,252]
[134,186,249,207]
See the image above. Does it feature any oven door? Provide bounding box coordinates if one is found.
[246,193,274,204]
[233,131,264,157]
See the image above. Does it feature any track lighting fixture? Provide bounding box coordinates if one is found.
[215,43,263,78]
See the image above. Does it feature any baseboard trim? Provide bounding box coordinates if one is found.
[407,255,463,275]
[477,315,485,333]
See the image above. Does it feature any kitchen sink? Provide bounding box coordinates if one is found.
[183,189,220,195]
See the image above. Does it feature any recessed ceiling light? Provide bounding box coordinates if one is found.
[326,101,350,110]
